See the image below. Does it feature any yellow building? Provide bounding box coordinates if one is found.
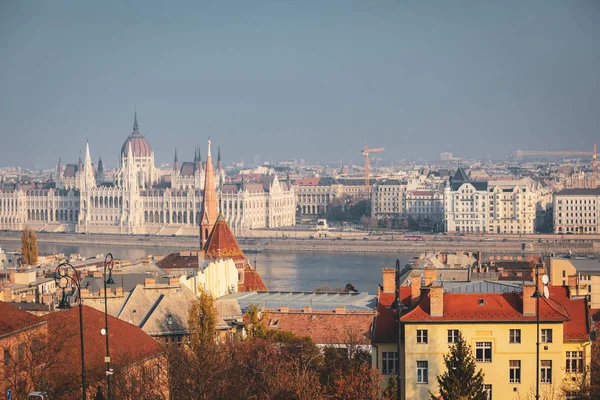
[372,268,592,400]
[548,255,600,309]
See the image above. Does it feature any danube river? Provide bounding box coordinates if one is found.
[0,240,416,294]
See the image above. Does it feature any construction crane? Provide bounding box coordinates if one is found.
[361,143,384,188]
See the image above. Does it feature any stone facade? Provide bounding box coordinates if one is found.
[553,188,600,234]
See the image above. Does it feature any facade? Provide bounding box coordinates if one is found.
[444,168,539,234]
[0,114,296,236]
[549,255,600,308]
[372,268,592,400]
[553,188,600,234]
[294,178,369,216]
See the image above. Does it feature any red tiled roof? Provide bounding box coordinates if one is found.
[0,302,45,337]
[401,292,568,323]
[157,253,199,270]
[266,311,375,345]
[241,266,268,292]
[372,287,412,343]
[549,286,589,340]
[204,218,247,262]
[41,306,161,373]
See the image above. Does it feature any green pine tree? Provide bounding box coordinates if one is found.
[430,331,487,400]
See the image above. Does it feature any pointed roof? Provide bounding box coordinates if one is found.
[97,157,103,173]
[200,138,218,237]
[452,167,469,182]
[204,216,247,262]
[133,110,139,133]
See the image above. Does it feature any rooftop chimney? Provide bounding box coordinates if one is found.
[115,287,124,296]
[382,268,395,293]
[523,283,536,316]
[144,278,156,288]
[280,306,289,312]
[168,277,179,286]
[410,274,421,306]
[334,306,346,314]
[430,282,444,317]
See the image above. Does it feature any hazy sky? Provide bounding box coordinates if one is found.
[1,1,599,169]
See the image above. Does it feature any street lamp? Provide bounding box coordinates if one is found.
[54,262,86,400]
[103,253,115,400]
[390,259,407,400]
[531,258,545,400]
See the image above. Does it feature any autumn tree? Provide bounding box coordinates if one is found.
[21,226,38,266]
[243,304,268,339]
[431,331,487,400]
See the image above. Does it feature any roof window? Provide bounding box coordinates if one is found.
[478,299,485,306]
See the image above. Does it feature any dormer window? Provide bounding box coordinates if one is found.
[478,299,485,306]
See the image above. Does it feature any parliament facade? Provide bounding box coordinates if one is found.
[0,114,296,235]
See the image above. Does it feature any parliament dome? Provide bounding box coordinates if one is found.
[121,112,152,158]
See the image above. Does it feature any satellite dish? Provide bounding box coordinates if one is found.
[542,275,549,285]
[543,286,549,299]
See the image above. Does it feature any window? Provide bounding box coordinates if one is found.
[509,360,521,383]
[541,360,552,383]
[3,348,10,366]
[448,329,459,344]
[17,344,24,361]
[566,351,583,373]
[541,329,552,343]
[476,342,492,362]
[483,384,492,400]
[382,352,398,375]
[417,360,428,384]
[509,329,521,344]
[417,329,428,344]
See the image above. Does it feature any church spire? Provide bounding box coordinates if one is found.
[200,137,218,248]
[97,157,104,174]
[133,111,139,133]
[84,140,92,167]
[216,146,223,172]
[173,148,179,172]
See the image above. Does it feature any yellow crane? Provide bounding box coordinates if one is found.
[361,143,384,188]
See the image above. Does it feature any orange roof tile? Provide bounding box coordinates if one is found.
[266,311,375,345]
[372,287,412,343]
[401,292,568,323]
[204,217,247,262]
[0,302,45,337]
[549,286,589,341]
[41,306,161,374]
[241,266,268,292]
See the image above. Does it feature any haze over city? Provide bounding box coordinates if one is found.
[1,0,599,168]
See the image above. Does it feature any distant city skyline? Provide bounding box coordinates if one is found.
[1,1,599,168]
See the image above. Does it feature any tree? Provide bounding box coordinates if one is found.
[188,288,218,349]
[243,304,269,339]
[430,331,487,400]
[21,226,38,266]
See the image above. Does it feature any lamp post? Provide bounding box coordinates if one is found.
[531,258,544,400]
[390,259,407,400]
[103,253,115,400]
[54,262,86,400]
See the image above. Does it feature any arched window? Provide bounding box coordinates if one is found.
[149,212,154,223]
[99,197,103,207]
[144,211,148,223]
[205,228,208,240]
[166,212,170,223]
[155,211,159,223]
[172,211,176,223]
[104,197,109,208]
[109,197,113,208]
[119,197,123,207]
[178,212,182,224]
[27,210,31,220]
[183,211,187,224]
[56,210,59,220]
[196,211,200,224]
[69,210,73,221]
[36,210,39,220]
[160,211,164,223]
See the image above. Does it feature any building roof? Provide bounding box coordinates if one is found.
[117,283,197,336]
[179,162,198,177]
[293,177,321,186]
[222,290,376,312]
[266,311,375,345]
[121,132,152,158]
[443,280,522,293]
[157,253,200,270]
[548,286,589,341]
[241,266,268,292]
[556,188,600,196]
[0,302,46,337]
[41,306,161,373]
[372,287,412,343]
[401,291,568,323]
[452,168,469,182]
[204,217,247,262]
[557,257,600,273]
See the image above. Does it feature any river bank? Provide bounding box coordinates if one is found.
[0,231,598,255]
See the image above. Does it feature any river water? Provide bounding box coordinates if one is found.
[0,240,416,294]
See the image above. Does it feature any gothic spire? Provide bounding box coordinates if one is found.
[200,138,218,248]
[173,148,179,172]
[97,157,104,174]
[133,111,139,133]
[217,146,221,163]
[193,147,198,163]
[84,140,92,167]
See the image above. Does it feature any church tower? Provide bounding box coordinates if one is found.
[200,138,218,248]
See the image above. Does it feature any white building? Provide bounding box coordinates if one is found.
[444,168,540,234]
[553,188,600,234]
[0,113,296,236]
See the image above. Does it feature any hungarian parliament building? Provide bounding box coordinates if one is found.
[0,114,296,235]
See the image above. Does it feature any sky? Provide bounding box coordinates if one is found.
[1,1,599,169]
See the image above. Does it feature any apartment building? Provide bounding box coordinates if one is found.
[372,268,591,400]
[553,188,600,234]
[548,255,600,308]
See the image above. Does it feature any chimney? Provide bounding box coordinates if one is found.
[3,287,12,302]
[424,268,437,286]
[410,274,421,306]
[80,288,90,297]
[334,306,346,314]
[168,277,179,286]
[280,306,289,312]
[523,283,536,316]
[430,282,444,317]
[93,271,103,278]
[144,278,156,288]
[303,306,312,313]
[115,287,123,296]
[99,288,105,297]
[382,268,395,293]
